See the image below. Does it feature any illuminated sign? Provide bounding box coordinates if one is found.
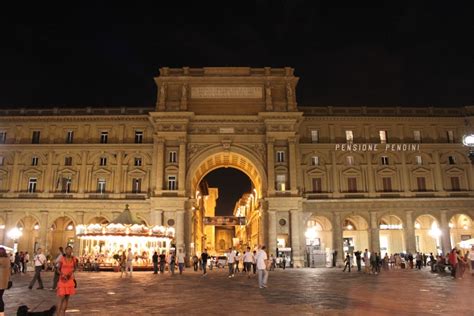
[335,143,420,152]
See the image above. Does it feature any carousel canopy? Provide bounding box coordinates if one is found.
[110,204,142,225]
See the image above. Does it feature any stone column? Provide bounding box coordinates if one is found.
[178,139,187,195]
[366,153,375,197]
[155,138,165,194]
[266,137,275,195]
[39,211,49,252]
[440,210,451,254]
[404,211,417,253]
[8,152,20,193]
[73,211,84,255]
[433,151,446,194]
[176,210,185,252]
[332,212,344,266]
[369,211,380,254]
[114,151,123,194]
[400,152,411,196]
[288,138,298,194]
[43,152,54,193]
[331,151,340,197]
[268,210,277,256]
[78,151,88,194]
[2,211,13,247]
[151,209,163,226]
[290,210,303,267]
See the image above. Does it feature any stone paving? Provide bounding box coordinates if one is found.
[3,266,473,315]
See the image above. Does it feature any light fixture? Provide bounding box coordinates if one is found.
[347,224,353,230]
[414,222,421,229]
[0,225,5,229]
[305,228,317,239]
[463,225,468,230]
[34,224,40,230]
[462,134,474,146]
[67,224,74,231]
[7,227,22,240]
[448,223,454,228]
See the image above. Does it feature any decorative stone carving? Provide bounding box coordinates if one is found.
[187,144,210,162]
[243,143,266,163]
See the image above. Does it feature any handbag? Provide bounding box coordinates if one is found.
[7,280,12,289]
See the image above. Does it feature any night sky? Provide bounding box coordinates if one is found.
[2,3,473,214]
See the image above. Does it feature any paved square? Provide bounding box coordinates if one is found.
[4,267,472,315]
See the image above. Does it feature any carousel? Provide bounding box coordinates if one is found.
[76,205,174,268]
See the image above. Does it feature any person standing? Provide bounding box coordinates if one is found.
[243,247,254,279]
[227,248,235,278]
[448,248,458,278]
[282,254,286,270]
[332,250,337,267]
[177,249,185,275]
[56,246,77,316]
[363,249,369,273]
[119,252,127,278]
[52,247,65,290]
[255,246,268,289]
[152,251,159,274]
[354,250,362,272]
[169,252,176,275]
[201,249,209,276]
[23,252,29,273]
[415,252,422,270]
[343,253,351,272]
[0,247,11,316]
[159,252,166,274]
[126,248,133,277]
[28,248,46,289]
[192,254,199,272]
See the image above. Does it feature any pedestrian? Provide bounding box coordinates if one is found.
[383,253,389,271]
[363,249,369,273]
[448,248,458,278]
[56,246,77,316]
[354,250,362,272]
[243,247,253,278]
[256,246,268,289]
[177,249,185,275]
[422,253,427,267]
[201,249,209,276]
[469,250,474,276]
[234,252,241,273]
[415,252,422,270]
[375,252,381,273]
[227,248,235,278]
[282,254,286,270]
[343,253,351,272]
[126,248,133,277]
[270,254,276,271]
[253,251,258,273]
[370,252,377,274]
[192,254,199,271]
[332,250,337,267]
[169,252,176,275]
[19,252,25,274]
[456,250,466,278]
[28,248,46,290]
[152,251,159,274]
[13,253,20,274]
[52,247,65,290]
[0,247,11,316]
[23,252,29,273]
[159,251,166,274]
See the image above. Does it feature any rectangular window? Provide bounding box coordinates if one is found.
[31,156,38,166]
[379,130,387,144]
[28,177,37,193]
[311,130,319,143]
[448,156,456,165]
[346,156,354,166]
[382,177,392,192]
[99,157,107,166]
[276,151,285,163]
[97,178,106,193]
[64,156,72,166]
[100,131,108,144]
[381,156,389,165]
[0,156,4,166]
[347,177,357,193]
[134,157,142,167]
[169,151,177,163]
[447,130,454,143]
[311,156,319,166]
[413,130,421,142]
[0,131,6,144]
[415,155,422,165]
[345,130,353,143]
[312,178,322,193]
[416,177,426,192]
[276,175,286,191]
[32,131,40,144]
[167,175,177,190]
[135,130,143,144]
[66,130,74,144]
[132,178,142,193]
[450,177,460,191]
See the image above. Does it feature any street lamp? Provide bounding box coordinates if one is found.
[462,134,474,163]
[7,227,23,253]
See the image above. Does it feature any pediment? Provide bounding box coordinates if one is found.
[0,169,7,176]
[23,167,42,176]
[341,167,361,176]
[444,166,465,175]
[412,166,431,175]
[57,167,78,175]
[128,168,147,176]
[92,168,112,175]
[307,166,327,176]
[376,167,397,176]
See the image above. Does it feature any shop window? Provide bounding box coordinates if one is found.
[450,176,460,191]
[135,130,143,144]
[347,177,357,193]
[32,131,40,144]
[276,151,285,163]
[66,130,74,144]
[28,177,37,193]
[382,177,392,192]
[100,131,108,144]
[312,178,322,193]
[416,177,426,192]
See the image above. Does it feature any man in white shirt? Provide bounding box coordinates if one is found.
[126,248,133,277]
[243,247,254,279]
[227,248,235,278]
[28,248,46,290]
[177,249,185,275]
[255,245,268,288]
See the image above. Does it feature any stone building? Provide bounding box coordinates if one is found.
[0,67,473,267]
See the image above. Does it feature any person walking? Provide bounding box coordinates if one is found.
[256,246,268,289]
[169,252,176,275]
[363,249,369,273]
[23,252,29,273]
[201,249,209,276]
[52,247,65,290]
[448,248,458,278]
[354,251,362,272]
[119,251,127,278]
[177,249,185,275]
[56,246,77,316]
[159,251,166,274]
[282,254,286,270]
[415,252,422,270]
[126,248,133,277]
[192,254,199,272]
[227,248,236,278]
[243,247,254,278]
[343,253,351,272]
[28,248,46,290]
[152,251,159,274]
[0,247,11,316]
